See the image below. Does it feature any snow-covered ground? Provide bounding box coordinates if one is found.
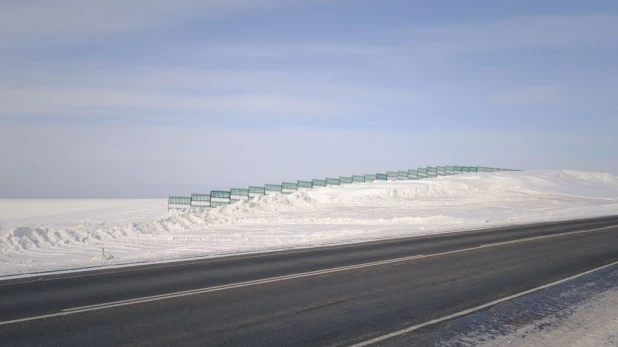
[479,288,618,347]
[1,170,617,277]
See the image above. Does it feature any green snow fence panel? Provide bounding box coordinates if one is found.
[352,175,365,183]
[230,188,249,196]
[427,167,437,177]
[454,166,463,173]
[376,173,388,181]
[446,166,455,175]
[397,171,409,180]
[470,167,478,173]
[418,168,428,179]
[211,201,231,207]
[387,171,398,180]
[365,174,377,181]
[282,182,298,194]
[326,178,340,186]
[297,180,313,189]
[461,167,470,173]
[408,170,419,179]
[168,196,191,209]
[190,194,211,208]
[437,166,446,176]
[265,184,282,194]
[230,188,249,201]
[340,177,353,184]
[313,179,327,187]
[248,186,265,197]
[210,190,232,201]
[282,182,298,190]
[210,190,231,206]
[210,190,231,199]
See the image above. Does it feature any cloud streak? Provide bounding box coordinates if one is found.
[490,85,563,106]
[414,14,618,54]
[0,65,417,121]
[0,0,313,48]
[0,87,350,119]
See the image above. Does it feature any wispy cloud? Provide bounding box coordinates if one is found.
[490,85,563,106]
[0,87,351,119]
[0,66,415,120]
[414,14,618,54]
[185,42,389,59]
[0,0,313,48]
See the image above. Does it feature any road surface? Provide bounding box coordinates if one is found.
[1,216,618,346]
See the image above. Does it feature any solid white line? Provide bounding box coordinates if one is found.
[0,224,615,326]
[61,254,427,311]
[348,259,618,347]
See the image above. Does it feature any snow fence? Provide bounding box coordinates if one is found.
[168,166,517,209]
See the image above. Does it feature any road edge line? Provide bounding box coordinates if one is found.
[348,259,618,347]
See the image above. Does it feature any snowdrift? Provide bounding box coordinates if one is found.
[1,170,617,276]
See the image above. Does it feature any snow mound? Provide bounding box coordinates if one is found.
[561,170,617,184]
[298,169,618,204]
[1,170,618,276]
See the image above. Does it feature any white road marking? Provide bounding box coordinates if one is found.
[349,258,618,347]
[0,224,616,326]
[61,254,427,311]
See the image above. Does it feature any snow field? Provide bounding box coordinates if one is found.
[1,170,617,276]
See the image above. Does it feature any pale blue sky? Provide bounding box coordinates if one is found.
[1,0,617,198]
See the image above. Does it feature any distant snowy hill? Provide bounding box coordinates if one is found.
[1,170,617,277]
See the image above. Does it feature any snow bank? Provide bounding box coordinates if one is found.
[1,170,617,276]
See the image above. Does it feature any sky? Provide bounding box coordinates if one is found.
[1,0,617,198]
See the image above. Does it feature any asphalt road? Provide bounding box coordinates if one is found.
[1,215,618,346]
